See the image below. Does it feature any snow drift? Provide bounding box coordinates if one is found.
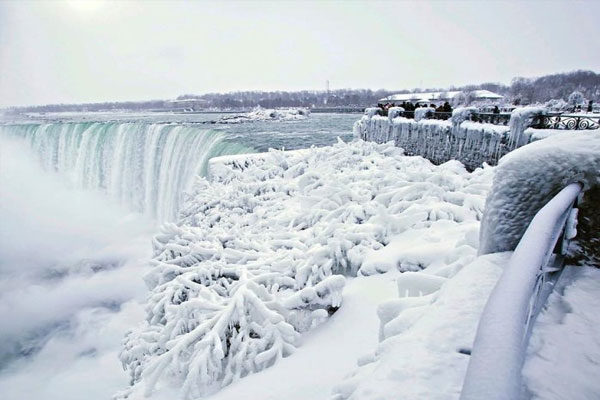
[119,139,493,399]
[479,129,600,255]
[332,252,510,400]
[523,266,600,400]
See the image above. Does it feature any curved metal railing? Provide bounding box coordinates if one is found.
[460,182,582,400]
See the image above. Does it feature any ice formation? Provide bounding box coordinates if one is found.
[479,129,600,255]
[354,107,549,170]
[451,107,478,126]
[218,107,309,124]
[506,106,547,148]
[354,115,508,170]
[0,122,251,221]
[414,106,435,122]
[387,106,404,120]
[118,139,494,399]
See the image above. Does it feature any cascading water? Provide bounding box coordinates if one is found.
[0,122,254,221]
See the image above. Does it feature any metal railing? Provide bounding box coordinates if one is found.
[376,108,600,130]
[460,182,582,400]
[533,114,600,130]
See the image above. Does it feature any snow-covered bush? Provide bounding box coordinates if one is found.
[545,98,567,112]
[414,107,435,122]
[119,139,493,399]
[479,129,600,254]
[452,92,467,107]
[568,90,585,108]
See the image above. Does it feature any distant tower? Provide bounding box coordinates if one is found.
[326,80,330,94]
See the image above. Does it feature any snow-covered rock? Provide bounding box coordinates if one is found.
[479,129,600,255]
[118,139,493,399]
[218,107,309,123]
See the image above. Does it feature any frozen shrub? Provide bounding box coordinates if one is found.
[118,140,492,399]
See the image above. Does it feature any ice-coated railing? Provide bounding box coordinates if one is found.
[374,108,600,130]
[460,182,582,400]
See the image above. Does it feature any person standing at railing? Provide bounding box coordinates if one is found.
[493,105,500,124]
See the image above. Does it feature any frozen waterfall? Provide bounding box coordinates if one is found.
[0,122,253,221]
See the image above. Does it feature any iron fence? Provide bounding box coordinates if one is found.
[532,114,600,130]
[380,109,600,130]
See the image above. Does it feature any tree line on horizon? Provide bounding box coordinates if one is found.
[6,70,600,113]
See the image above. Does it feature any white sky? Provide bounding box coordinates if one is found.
[1,0,599,107]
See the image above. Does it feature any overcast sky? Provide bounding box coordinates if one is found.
[1,0,599,107]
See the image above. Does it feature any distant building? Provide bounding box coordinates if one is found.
[379,90,503,104]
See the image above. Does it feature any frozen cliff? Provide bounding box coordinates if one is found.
[353,107,552,170]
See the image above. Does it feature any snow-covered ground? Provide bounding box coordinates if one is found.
[119,139,495,399]
[523,266,600,400]
[333,252,510,400]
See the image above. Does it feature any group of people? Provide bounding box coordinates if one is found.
[573,100,594,113]
[376,101,453,118]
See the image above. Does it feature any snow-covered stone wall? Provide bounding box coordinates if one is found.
[479,130,600,258]
[353,107,550,170]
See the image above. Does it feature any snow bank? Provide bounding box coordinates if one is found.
[479,129,600,255]
[332,252,510,400]
[354,107,552,170]
[119,139,493,399]
[523,266,600,400]
[218,107,309,123]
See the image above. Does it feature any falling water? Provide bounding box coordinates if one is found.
[0,122,253,221]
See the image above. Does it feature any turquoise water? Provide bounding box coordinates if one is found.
[0,112,359,220]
